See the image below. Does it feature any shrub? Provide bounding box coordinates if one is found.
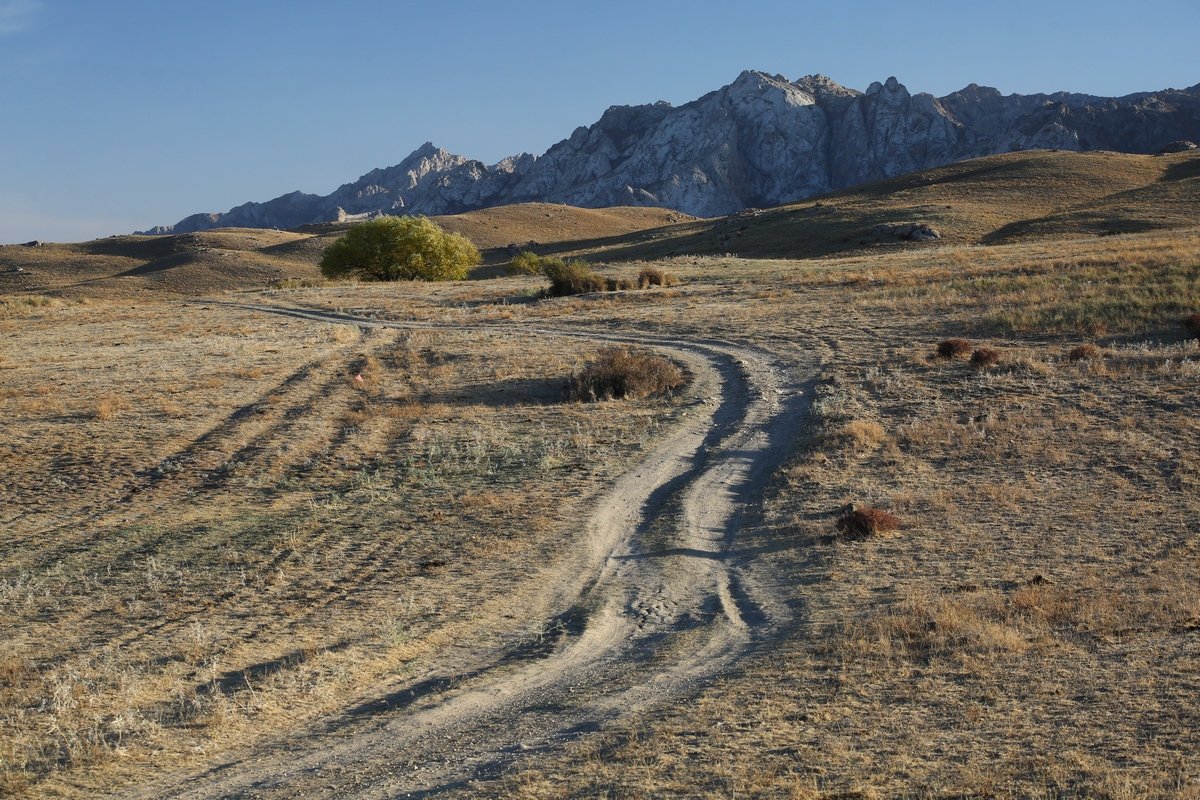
[836,506,902,537]
[1185,313,1200,336]
[543,258,606,296]
[638,267,679,288]
[936,338,973,359]
[319,216,479,282]
[970,347,1001,367]
[507,250,544,276]
[1068,343,1102,361]
[606,276,637,291]
[570,347,685,401]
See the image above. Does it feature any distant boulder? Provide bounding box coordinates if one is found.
[870,222,941,242]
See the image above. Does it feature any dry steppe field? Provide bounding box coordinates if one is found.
[2,150,1199,798]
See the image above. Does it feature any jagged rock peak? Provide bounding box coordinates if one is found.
[142,71,1200,233]
[792,74,858,97]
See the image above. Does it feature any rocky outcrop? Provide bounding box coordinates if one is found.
[144,72,1200,233]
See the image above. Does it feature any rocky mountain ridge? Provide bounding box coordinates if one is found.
[144,71,1200,233]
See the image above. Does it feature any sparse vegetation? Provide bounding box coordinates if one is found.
[319,216,479,282]
[936,338,973,358]
[1068,343,1102,361]
[570,347,685,401]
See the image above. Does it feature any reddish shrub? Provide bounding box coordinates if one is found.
[970,347,1001,367]
[836,506,902,537]
[1068,343,1102,361]
[1184,313,1200,336]
[936,338,972,359]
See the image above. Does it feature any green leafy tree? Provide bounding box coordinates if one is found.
[319,216,479,282]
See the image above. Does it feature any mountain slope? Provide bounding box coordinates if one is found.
[146,71,1200,234]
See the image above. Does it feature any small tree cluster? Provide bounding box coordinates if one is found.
[320,216,479,282]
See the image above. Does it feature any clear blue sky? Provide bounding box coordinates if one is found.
[1,0,1196,243]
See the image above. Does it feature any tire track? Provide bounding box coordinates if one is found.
[132,301,813,799]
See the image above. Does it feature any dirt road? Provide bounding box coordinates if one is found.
[134,302,813,798]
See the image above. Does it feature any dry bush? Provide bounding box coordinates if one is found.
[936,338,973,358]
[570,347,685,401]
[544,259,606,297]
[638,267,679,288]
[835,505,901,537]
[605,276,637,291]
[1184,313,1200,336]
[1068,343,1102,361]
[93,394,129,420]
[970,347,1001,367]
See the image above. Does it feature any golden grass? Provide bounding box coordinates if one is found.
[0,298,683,797]
[499,226,1200,799]
[3,156,1200,796]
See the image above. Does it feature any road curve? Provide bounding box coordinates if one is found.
[134,301,812,798]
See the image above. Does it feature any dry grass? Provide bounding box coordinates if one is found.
[0,299,683,797]
[5,154,1200,798]
[498,225,1200,799]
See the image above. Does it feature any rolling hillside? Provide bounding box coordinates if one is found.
[2,149,1197,300]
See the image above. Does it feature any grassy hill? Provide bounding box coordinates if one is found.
[574,149,1200,261]
[0,206,691,300]
[2,150,1197,301]
[2,150,1199,797]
